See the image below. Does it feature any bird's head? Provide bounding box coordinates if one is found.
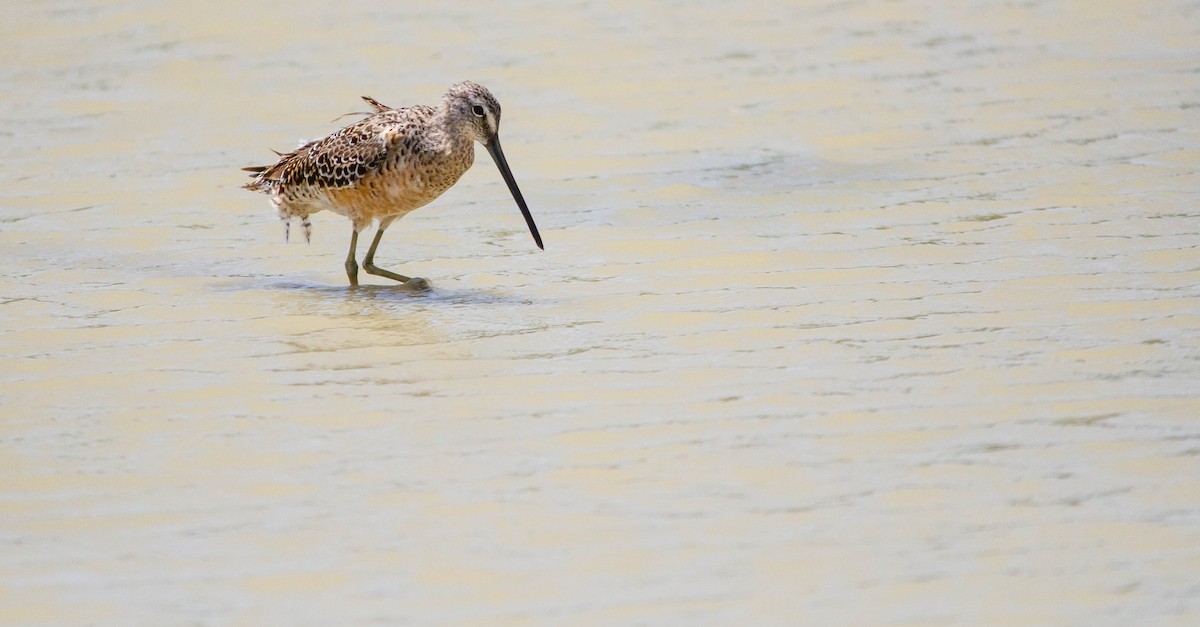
[444,81,502,145]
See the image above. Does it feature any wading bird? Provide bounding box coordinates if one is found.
[243,81,543,288]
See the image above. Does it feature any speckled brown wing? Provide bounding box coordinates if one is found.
[257,119,389,190]
[244,107,426,193]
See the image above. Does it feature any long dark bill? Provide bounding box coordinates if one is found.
[486,136,544,250]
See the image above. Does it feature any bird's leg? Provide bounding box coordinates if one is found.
[363,227,429,289]
[362,227,411,283]
[345,229,359,287]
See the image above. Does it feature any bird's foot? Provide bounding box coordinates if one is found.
[402,277,431,291]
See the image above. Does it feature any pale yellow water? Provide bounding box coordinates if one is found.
[2,0,1199,624]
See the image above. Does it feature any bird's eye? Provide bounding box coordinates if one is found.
[471,105,485,117]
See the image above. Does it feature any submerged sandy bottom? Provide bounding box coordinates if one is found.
[2,0,1199,624]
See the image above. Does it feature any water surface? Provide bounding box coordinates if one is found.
[2,0,1199,624]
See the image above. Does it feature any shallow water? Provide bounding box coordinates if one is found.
[2,0,1199,624]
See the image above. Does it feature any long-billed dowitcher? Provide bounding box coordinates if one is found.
[243,81,543,288]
